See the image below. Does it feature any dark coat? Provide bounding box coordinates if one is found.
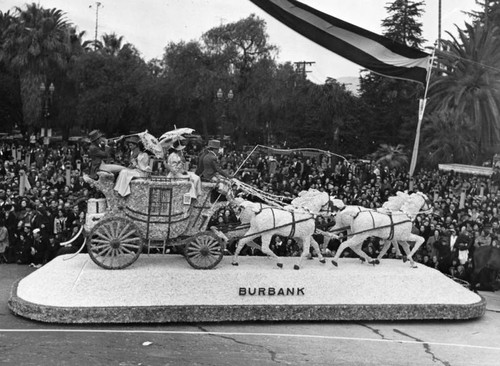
[195,149,229,181]
[88,143,109,179]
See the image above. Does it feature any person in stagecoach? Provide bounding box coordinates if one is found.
[195,139,232,201]
[113,136,152,197]
[195,139,231,182]
[85,129,126,180]
[164,140,202,200]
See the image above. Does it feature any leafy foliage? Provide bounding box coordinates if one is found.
[358,0,426,151]
[372,143,409,169]
[0,3,71,128]
[419,111,479,165]
[429,22,500,155]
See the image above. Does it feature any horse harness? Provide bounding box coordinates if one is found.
[352,210,410,240]
[253,206,313,239]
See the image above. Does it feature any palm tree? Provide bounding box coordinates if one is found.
[419,111,479,166]
[0,3,70,129]
[429,22,500,155]
[372,144,409,169]
[101,33,125,56]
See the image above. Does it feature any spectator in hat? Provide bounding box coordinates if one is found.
[195,139,231,182]
[164,140,202,200]
[29,228,47,267]
[114,135,151,197]
[456,226,472,265]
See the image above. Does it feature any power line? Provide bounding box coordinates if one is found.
[438,51,500,73]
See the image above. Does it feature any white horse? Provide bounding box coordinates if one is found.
[331,192,432,268]
[320,204,411,264]
[232,190,335,269]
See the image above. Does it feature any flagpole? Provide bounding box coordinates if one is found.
[409,43,437,189]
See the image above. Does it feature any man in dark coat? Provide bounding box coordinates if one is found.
[87,130,108,179]
[195,140,230,182]
[85,130,125,181]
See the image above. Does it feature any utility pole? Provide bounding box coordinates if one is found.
[90,2,103,50]
[294,61,315,78]
[438,0,441,49]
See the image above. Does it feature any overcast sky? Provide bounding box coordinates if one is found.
[1,0,481,82]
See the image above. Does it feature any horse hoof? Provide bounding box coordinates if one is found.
[368,260,377,266]
[360,257,366,263]
[331,260,338,267]
[319,259,326,264]
[402,256,408,263]
[411,263,418,268]
[277,263,283,269]
[374,259,380,265]
[231,262,239,266]
[294,265,300,270]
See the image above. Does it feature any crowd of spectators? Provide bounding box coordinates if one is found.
[1,137,499,289]
[208,144,500,288]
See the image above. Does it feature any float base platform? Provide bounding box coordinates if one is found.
[9,254,485,323]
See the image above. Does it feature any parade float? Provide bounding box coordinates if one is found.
[8,130,485,323]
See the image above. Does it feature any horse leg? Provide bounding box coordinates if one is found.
[295,236,311,270]
[232,231,260,266]
[332,234,371,267]
[405,234,425,268]
[399,241,411,262]
[394,242,402,258]
[376,240,392,261]
[331,239,352,266]
[259,233,283,268]
[350,242,378,265]
[310,237,326,264]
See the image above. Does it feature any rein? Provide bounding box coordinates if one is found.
[236,214,314,240]
[338,218,412,240]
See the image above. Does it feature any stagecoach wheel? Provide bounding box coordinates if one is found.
[87,217,143,269]
[184,232,224,269]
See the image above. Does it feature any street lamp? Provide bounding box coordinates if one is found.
[216,88,233,138]
[40,82,55,138]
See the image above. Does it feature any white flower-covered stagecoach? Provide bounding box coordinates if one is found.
[83,172,231,270]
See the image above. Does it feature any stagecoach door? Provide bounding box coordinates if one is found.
[146,187,175,240]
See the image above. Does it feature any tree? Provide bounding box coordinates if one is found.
[0,3,71,130]
[202,14,277,89]
[382,0,426,48]
[467,1,500,28]
[358,0,426,151]
[429,22,500,156]
[0,10,22,131]
[73,33,150,134]
[372,143,409,169]
[419,111,479,166]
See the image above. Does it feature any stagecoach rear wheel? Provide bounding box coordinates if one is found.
[184,232,224,269]
[87,217,144,269]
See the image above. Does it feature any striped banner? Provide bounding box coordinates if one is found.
[250,0,430,84]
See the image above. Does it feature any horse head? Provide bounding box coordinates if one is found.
[319,197,345,216]
[413,192,433,212]
[232,198,266,224]
[401,192,433,217]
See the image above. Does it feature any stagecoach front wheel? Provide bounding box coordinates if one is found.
[184,232,224,269]
[87,217,143,269]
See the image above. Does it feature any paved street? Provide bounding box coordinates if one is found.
[1,263,500,366]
